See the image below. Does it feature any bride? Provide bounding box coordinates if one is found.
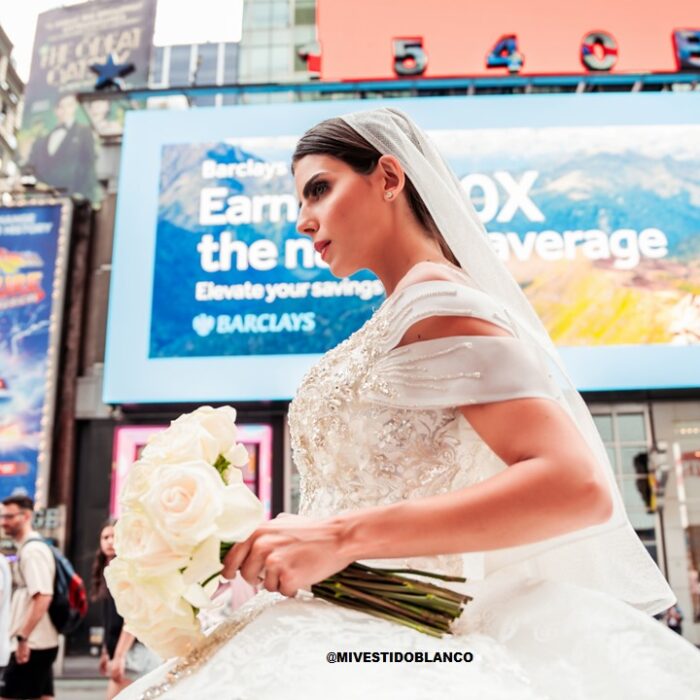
[120,108,700,699]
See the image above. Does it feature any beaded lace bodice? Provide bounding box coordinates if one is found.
[289,297,490,517]
[287,279,556,576]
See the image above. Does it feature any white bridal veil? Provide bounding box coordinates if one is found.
[341,107,674,614]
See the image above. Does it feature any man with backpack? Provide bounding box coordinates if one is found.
[0,495,58,700]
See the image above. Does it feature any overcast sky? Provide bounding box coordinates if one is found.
[0,0,243,83]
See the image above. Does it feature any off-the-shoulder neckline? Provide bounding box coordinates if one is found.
[384,260,474,303]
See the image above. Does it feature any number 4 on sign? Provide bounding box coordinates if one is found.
[486,35,524,73]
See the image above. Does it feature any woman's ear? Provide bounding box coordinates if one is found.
[377,154,405,199]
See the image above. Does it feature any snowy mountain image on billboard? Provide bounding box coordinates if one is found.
[430,124,700,347]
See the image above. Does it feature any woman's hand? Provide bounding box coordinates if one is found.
[221,514,353,597]
[110,653,126,683]
[99,649,109,676]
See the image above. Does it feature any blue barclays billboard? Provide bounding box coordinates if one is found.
[104,93,700,403]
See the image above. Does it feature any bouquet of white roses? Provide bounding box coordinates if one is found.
[107,406,472,660]
[105,406,264,659]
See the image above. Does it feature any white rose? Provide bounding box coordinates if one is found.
[141,421,221,465]
[113,511,190,574]
[143,460,262,549]
[134,621,204,660]
[190,406,239,448]
[105,559,194,634]
[119,459,158,511]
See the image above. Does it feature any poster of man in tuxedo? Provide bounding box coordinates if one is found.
[17,0,157,206]
[25,95,98,201]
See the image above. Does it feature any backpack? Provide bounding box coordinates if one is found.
[20,538,88,636]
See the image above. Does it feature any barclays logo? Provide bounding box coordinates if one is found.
[192,313,215,337]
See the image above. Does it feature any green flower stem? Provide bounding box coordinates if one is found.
[354,563,467,583]
[326,578,463,617]
[311,585,448,636]
[312,588,445,639]
[313,581,451,631]
[330,566,471,605]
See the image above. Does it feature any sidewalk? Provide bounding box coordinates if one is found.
[56,654,108,700]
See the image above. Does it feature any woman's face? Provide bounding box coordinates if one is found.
[294,154,389,278]
[100,525,115,559]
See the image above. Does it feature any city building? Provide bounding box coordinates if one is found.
[0,23,23,177]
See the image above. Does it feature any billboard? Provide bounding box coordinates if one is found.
[0,201,72,503]
[19,0,157,203]
[315,0,700,79]
[105,92,700,403]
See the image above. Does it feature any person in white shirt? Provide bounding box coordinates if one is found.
[0,552,11,672]
[0,495,58,700]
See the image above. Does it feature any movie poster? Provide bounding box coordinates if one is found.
[0,202,72,502]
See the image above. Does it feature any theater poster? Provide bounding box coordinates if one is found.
[0,201,72,503]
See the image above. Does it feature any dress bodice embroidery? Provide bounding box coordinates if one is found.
[287,288,506,577]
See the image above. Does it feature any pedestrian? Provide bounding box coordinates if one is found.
[664,604,684,635]
[0,552,11,678]
[91,519,158,700]
[0,495,58,700]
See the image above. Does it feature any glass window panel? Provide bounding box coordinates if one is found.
[621,446,648,476]
[617,413,646,442]
[192,94,216,107]
[243,30,272,46]
[294,25,316,43]
[249,2,272,28]
[294,4,315,25]
[224,43,240,83]
[621,476,652,514]
[593,414,613,442]
[270,45,290,74]
[269,28,293,45]
[168,45,193,86]
[240,47,271,80]
[150,46,164,85]
[193,44,218,85]
[271,1,291,27]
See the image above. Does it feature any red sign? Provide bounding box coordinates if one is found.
[0,462,29,476]
[316,0,700,80]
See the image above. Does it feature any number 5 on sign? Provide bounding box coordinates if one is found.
[393,38,428,76]
[486,35,524,73]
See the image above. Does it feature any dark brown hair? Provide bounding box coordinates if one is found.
[292,117,459,266]
[2,495,34,511]
[90,518,117,601]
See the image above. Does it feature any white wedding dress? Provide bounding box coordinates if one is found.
[120,274,700,700]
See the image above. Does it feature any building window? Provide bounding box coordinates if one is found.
[168,45,194,86]
[592,406,658,559]
[224,43,240,83]
[150,46,165,85]
[193,44,218,85]
[294,0,315,26]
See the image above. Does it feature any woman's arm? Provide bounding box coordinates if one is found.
[223,316,612,596]
[110,628,136,683]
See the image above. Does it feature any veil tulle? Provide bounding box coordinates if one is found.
[341,107,674,614]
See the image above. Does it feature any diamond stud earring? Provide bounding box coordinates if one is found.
[385,191,394,200]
